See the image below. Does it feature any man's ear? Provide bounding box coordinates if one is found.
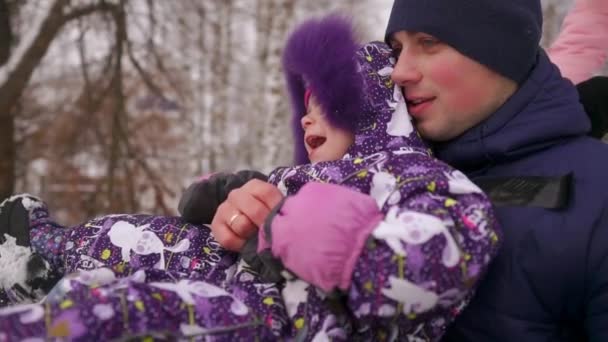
[577,76,608,139]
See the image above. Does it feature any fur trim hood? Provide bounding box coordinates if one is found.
[283,14,428,164]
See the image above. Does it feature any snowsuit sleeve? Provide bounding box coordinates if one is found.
[268,148,502,339]
[548,0,608,84]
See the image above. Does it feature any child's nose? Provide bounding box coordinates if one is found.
[301,115,313,130]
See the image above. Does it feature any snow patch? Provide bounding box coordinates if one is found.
[0,235,32,290]
[0,194,43,214]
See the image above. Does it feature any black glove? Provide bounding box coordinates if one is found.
[0,195,38,247]
[577,76,608,139]
[178,170,268,224]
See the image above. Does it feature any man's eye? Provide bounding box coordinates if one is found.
[391,47,402,60]
[420,38,437,47]
[419,37,439,48]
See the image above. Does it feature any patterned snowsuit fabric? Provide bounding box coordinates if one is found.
[267,41,501,341]
[0,213,296,341]
[0,43,500,341]
[28,201,68,275]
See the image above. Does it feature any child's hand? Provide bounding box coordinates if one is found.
[258,182,383,292]
[178,170,267,225]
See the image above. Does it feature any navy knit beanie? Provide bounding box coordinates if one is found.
[385,0,543,84]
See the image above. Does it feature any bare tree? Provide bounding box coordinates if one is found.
[0,0,122,199]
[0,0,403,223]
[0,0,12,66]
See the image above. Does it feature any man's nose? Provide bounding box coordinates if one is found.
[391,52,422,86]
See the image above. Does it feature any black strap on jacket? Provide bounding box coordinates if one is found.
[475,173,572,209]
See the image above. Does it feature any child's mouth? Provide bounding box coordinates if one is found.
[306,135,327,150]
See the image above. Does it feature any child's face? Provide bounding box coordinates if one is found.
[301,96,355,163]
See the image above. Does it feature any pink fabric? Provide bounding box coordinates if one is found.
[304,88,312,110]
[548,0,608,84]
[262,182,383,292]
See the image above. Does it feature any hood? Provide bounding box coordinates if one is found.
[283,14,428,165]
[434,50,591,173]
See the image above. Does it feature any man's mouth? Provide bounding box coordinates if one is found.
[306,135,326,150]
[406,96,436,115]
[406,97,434,106]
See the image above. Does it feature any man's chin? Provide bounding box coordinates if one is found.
[416,125,455,143]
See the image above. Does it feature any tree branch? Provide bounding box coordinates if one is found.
[62,1,117,22]
[105,0,127,207]
[125,38,168,101]
[0,0,119,117]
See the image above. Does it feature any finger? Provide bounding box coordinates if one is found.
[211,202,246,251]
[242,179,284,211]
[228,211,257,240]
[227,188,272,228]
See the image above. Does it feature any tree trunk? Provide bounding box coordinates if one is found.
[106,2,128,212]
[0,0,12,198]
[0,106,14,199]
[260,0,295,168]
[0,0,12,66]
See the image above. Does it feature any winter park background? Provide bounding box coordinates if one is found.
[1,0,605,225]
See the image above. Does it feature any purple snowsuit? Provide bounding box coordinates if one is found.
[0,25,500,342]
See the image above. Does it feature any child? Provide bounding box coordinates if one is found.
[0,15,501,341]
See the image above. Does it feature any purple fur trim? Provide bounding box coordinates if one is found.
[282,14,365,164]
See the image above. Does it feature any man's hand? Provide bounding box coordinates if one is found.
[179,170,267,224]
[211,179,284,251]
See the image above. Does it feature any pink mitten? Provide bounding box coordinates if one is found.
[260,182,383,292]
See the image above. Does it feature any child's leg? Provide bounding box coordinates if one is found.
[61,215,240,283]
[27,199,68,273]
[0,268,281,341]
[0,194,64,305]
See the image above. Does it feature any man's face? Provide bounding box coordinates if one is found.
[389,31,517,142]
[301,96,354,163]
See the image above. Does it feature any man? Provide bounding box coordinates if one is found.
[384,0,608,340]
[209,1,607,340]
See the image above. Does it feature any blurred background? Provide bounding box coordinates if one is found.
[1,0,604,225]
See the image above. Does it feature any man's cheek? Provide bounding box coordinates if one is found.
[451,90,482,112]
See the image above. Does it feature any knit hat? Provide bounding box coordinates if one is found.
[385,0,543,84]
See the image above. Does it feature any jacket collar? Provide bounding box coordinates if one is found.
[434,50,590,173]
